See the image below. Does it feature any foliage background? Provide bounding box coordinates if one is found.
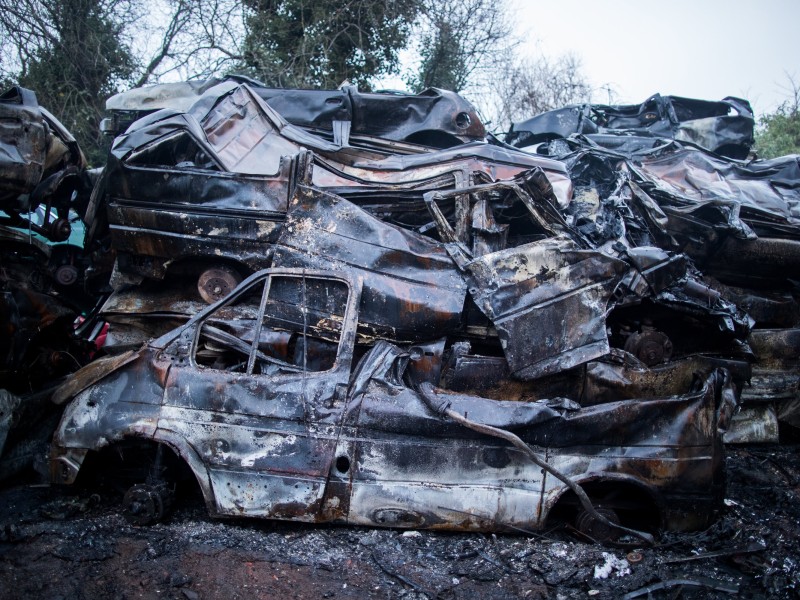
[754,78,800,159]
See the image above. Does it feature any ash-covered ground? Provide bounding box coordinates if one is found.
[1,445,799,600]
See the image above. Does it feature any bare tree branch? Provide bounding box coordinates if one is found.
[483,53,592,135]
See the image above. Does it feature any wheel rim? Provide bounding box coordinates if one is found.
[575,506,621,542]
[197,266,242,304]
[122,483,165,525]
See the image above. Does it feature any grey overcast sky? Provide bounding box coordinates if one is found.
[514,0,800,118]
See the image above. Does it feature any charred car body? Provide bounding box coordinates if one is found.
[518,127,800,442]
[88,81,569,296]
[51,268,737,535]
[0,86,96,393]
[0,87,98,479]
[87,82,749,377]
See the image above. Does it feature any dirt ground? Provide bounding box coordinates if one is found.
[1,445,799,600]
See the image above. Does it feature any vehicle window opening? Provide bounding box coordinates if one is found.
[246,274,273,374]
[424,176,567,260]
[192,274,346,375]
[127,130,220,171]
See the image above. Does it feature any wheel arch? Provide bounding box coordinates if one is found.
[542,473,665,532]
[152,430,217,513]
[75,432,216,516]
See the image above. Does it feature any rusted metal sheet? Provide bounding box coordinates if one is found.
[734,328,800,441]
[629,149,799,232]
[0,87,48,207]
[724,405,780,444]
[1,86,88,222]
[581,353,752,405]
[625,149,800,285]
[51,349,140,405]
[415,172,633,378]
[518,123,798,443]
[704,280,800,328]
[463,237,627,379]
[743,329,800,405]
[533,128,800,288]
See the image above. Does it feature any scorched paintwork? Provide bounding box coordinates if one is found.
[51,268,736,534]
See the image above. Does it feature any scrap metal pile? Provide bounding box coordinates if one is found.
[1,79,798,537]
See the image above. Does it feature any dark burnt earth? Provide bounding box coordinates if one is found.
[1,445,799,599]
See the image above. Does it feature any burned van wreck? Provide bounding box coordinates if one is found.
[51,268,738,537]
[87,81,569,294]
[35,82,776,536]
[86,82,751,380]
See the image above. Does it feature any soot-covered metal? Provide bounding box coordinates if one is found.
[1,80,798,538]
[50,268,738,537]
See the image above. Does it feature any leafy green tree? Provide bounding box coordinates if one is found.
[0,0,137,165]
[239,0,421,89]
[755,78,800,159]
[410,18,463,92]
[0,0,242,164]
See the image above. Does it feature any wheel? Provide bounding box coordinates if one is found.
[575,506,621,542]
[197,266,242,304]
[623,329,673,366]
[122,482,172,525]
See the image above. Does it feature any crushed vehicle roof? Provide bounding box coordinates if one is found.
[103,77,486,148]
[507,94,755,160]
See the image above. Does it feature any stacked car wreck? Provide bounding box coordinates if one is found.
[0,86,100,480]
[2,80,798,539]
[508,94,799,442]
